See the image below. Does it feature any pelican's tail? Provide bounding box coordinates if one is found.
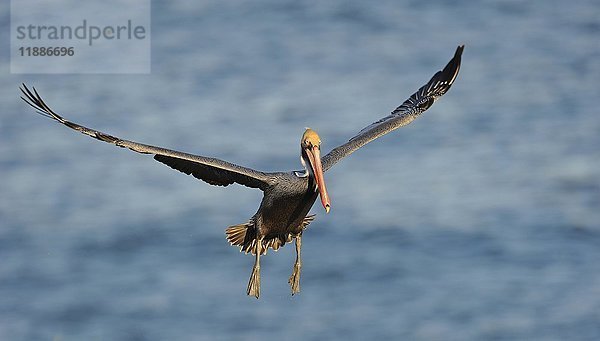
[226,219,262,255]
[225,215,316,255]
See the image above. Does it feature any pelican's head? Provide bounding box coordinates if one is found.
[301,128,331,213]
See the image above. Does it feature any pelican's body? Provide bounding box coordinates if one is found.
[21,45,463,298]
[256,173,317,238]
[225,170,318,253]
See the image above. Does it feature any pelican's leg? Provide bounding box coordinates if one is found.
[288,234,302,295]
[247,238,262,299]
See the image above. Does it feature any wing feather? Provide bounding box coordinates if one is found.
[321,45,463,172]
[20,84,275,190]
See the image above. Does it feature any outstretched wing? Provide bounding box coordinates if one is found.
[321,45,463,172]
[20,85,275,190]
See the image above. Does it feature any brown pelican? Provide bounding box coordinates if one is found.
[20,45,463,298]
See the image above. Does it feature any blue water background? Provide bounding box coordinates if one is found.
[1,1,599,340]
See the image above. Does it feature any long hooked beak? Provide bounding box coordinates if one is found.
[305,145,331,213]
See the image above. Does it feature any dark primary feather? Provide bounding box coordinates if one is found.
[20,84,275,190]
[321,45,463,172]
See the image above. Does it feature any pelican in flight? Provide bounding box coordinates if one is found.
[21,45,463,298]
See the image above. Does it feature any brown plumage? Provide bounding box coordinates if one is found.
[225,215,315,255]
[20,45,463,298]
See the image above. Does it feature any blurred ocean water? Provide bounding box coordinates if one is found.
[1,0,599,340]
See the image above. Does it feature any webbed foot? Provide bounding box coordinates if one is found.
[288,262,301,295]
[247,265,261,299]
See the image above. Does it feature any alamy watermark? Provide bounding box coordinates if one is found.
[11,0,151,74]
